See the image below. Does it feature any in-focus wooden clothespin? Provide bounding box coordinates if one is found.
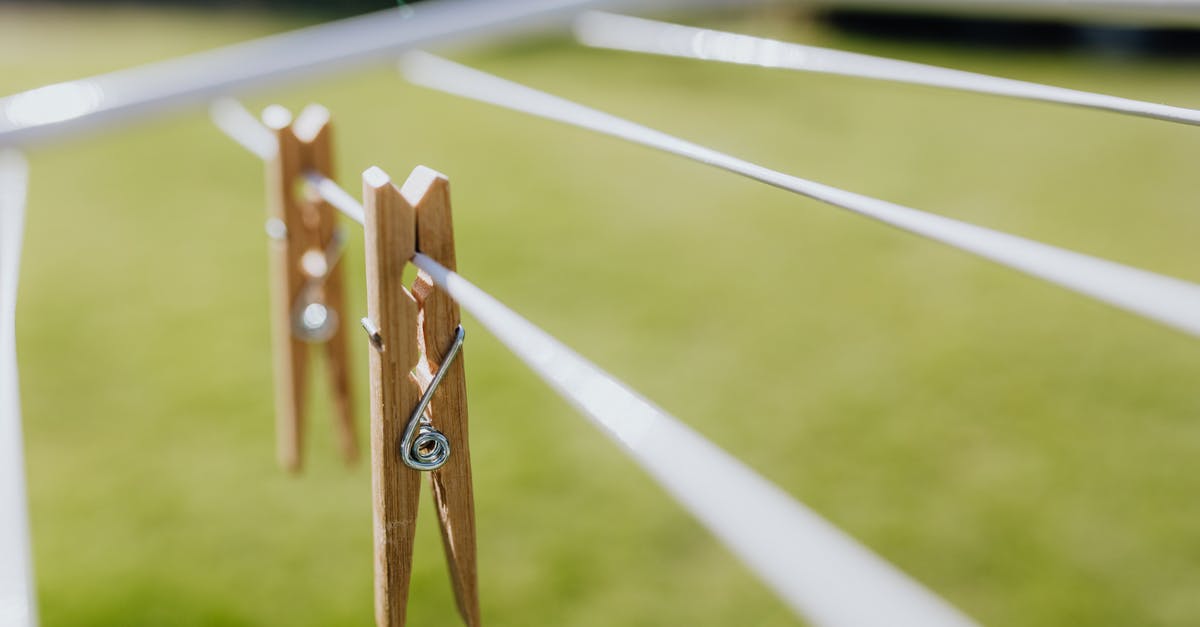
[262,103,357,472]
[361,166,479,627]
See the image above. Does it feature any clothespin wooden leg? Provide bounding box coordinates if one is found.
[406,167,481,627]
[262,104,357,472]
[294,104,357,465]
[263,106,308,472]
[363,167,424,627]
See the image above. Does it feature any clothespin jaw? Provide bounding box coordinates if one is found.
[262,103,357,473]
[362,166,480,627]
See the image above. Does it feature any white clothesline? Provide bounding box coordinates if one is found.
[399,51,1200,339]
[575,12,1200,126]
[810,0,1200,28]
[0,0,640,149]
[411,251,979,627]
[0,149,36,627]
[7,1,1200,152]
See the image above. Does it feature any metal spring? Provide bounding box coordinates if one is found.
[285,226,348,343]
[400,325,465,471]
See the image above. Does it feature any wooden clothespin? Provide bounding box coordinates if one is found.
[261,103,357,472]
[361,166,479,627]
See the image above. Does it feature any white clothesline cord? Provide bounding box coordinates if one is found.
[0,0,642,149]
[411,252,979,627]
[304,172,366,226]
[399,52,1200,338]
[209,118,979,624]
[210,100,277,160]
[210,99,367,226]
[0,149,37,627]
[574,11,1200,127]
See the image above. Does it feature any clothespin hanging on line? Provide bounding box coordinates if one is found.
[262,104,357,471]
[221,100,478,624]
[362,165,480,627]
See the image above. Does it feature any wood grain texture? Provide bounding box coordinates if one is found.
[406,166,481,627]
[264,107,307,473]
[295,104,357,465]
[363,167,423,627]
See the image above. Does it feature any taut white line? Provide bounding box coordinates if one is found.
[575,11,1200,127]
[210,100,276,160]
[0,149,37,627]
[413,251,980,627]
[400,52,1200,338]
[0,0,635,149]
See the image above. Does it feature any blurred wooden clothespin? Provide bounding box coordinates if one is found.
[361,165,479,627]
[261,104,357,472]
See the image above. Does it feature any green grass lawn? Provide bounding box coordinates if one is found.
[3,5,1200,626]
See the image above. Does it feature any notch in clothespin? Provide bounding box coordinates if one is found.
[261,104,357,472]
[361,166,479,627]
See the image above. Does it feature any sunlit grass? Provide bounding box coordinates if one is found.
[4,5,1200,626]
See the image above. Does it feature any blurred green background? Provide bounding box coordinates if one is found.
[3,4,1200,626]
